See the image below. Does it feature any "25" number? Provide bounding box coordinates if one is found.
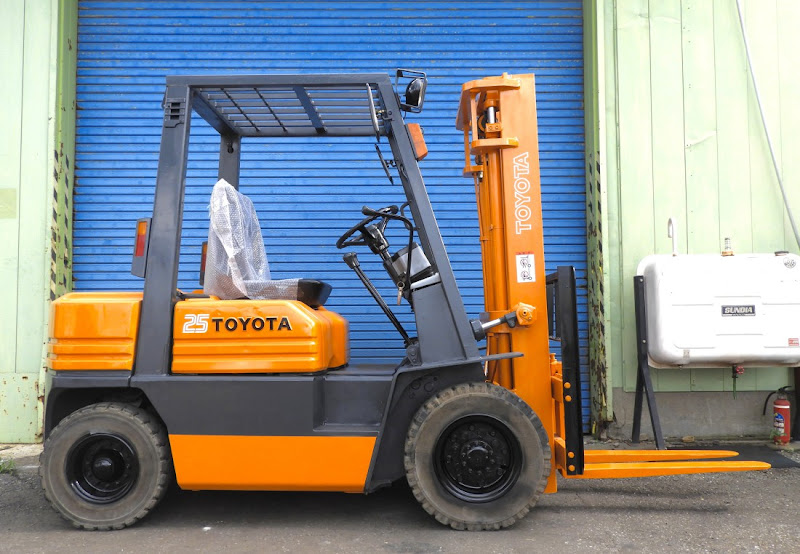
[182,314,209,334]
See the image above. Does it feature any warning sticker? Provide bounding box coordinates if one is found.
[516,254,535,283]
[789,338,799,347]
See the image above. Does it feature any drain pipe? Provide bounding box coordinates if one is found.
[735,0,800,251]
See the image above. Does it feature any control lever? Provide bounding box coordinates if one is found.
[343,252,411,345]
[470,303,536,341]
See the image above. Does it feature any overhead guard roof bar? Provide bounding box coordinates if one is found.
[293,86,326,135]
[254,88,288,134]
[167,73,391,138]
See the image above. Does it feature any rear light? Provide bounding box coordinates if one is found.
[131,217,151,278]
[199,241,208,286]
[135,220,148,257]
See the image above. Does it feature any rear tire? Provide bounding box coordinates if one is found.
[404,382,550,530]
[40,402,172,530]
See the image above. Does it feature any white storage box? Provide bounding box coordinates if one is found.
[638,252,800,368]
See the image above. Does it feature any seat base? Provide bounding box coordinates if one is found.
[206,277,332,308]
[296,279,332,308]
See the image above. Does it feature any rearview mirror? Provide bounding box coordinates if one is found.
[404,78,426,111]
[396,69,427,113]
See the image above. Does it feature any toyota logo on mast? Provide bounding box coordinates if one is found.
[513,152,532,234]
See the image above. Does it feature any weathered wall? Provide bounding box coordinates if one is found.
[583,0,614,430]
[53,0,77,304]
[0,0,76,443]
[589,0,800,436]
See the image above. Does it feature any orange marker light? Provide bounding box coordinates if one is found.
[200,241,208,285]
[135,220,148,257]
[407,123,428,161]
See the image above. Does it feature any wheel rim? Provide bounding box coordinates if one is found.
[433,415,522,503]
[66,433,139,504]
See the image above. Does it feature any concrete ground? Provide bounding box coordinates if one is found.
[1,442,799,553]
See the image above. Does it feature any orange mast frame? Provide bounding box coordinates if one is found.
[456,74,769,489]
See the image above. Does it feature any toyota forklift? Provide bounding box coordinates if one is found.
[41,71,769,531]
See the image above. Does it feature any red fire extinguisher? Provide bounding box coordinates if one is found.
[764,387,793,444]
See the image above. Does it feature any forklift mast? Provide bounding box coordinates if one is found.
[457,74,580,490]
[456,74,771,483]
[458,74,547,395]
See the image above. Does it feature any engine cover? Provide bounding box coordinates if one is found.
[172,299,348,373]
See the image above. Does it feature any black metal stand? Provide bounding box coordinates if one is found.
[631,275,665,449]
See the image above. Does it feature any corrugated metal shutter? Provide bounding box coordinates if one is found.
[75,0,588,428]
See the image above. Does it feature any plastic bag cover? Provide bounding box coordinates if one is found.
[203,179,299,300]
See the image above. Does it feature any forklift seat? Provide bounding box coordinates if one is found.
[203,179,331,308]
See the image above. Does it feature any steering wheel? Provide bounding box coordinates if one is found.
[336,205,399,249]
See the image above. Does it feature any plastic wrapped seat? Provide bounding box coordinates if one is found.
[203,179,331,307]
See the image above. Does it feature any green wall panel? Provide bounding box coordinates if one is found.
[0,1,25,377]
[0,0,75,443]
[599,0,800,399]
[0,374,40,443]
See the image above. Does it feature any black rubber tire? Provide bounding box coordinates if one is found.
[404,382,551,531]
[39,402,172,530]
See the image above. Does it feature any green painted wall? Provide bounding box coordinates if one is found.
[590,0,800,415]
[0,0,76,443]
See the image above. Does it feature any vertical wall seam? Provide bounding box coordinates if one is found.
[743,1,755,251]
[680,0,689,254]
[611,0,624,399]
[647,0,656,250]
[612,0,623,344]
[772,0,788,250]
[12,0,27,375]
[711,0,720,249]
[712,0,722,252]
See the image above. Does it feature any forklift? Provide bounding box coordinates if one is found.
[41,71,769,531]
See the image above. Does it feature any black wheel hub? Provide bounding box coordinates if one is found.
[434,415,522,503]
[66,433,139,504]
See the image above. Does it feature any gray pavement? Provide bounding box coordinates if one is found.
[1,443,799,553]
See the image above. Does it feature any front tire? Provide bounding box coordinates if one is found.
[404,382,551,530]
[40,402,172,530]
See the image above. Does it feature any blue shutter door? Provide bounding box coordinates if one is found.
[75,1,588,428]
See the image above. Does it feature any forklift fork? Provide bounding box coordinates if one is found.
[547,268,769,478]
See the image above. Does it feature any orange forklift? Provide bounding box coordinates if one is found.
[41,71,769,531]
